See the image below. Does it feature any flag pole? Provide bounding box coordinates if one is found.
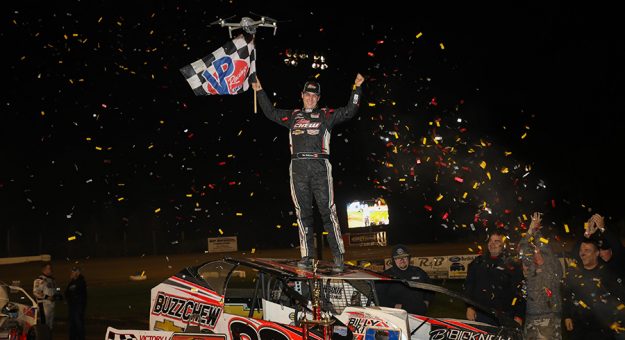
[254,89,257,113]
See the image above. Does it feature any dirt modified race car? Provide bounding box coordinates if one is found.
[106,258,522,340]
[1,284,50,340]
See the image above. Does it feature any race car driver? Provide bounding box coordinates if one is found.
[252,73,364,272]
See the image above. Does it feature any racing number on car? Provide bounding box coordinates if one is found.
[229,320,289,340]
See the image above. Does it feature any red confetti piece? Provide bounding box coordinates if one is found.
[367,52,375,57]
[376,40,384,44]
[187,133,194,139]
[218,161,226,166]
[454,177,464,183]
[424,205,433,211]
[504,209,512,214]
[228,181,236,186]
[429,97,438,106]
[551,199,556,208]
[545,287,553,298]
[101,103,107,108]
[208,184,215,189]
[442,212,449,220]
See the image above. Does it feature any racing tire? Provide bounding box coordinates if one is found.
[27,324,51,340]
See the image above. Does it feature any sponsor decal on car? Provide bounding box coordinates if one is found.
[151,292,222,329]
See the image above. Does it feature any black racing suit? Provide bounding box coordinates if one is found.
[257,86,362,259]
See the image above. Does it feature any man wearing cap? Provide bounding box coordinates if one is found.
[376,244,433,315]
[252,73,364,272]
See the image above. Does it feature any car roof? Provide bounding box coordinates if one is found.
[222,257,391,280]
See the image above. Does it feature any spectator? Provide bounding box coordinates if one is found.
[464,230,525,326]
[518,212,562,339]
[33,262,59,330]
[66,267,87,340]
[376,244,433,315]
[582,213,625,280]
[563,239,625,339]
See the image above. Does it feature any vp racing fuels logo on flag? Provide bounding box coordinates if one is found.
[151,292,222,329]
[202,57,249,95]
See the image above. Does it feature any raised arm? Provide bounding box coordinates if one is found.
[326,73,364,127]
[252,76,292,128]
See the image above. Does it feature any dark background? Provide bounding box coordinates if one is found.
[1,1,624,257]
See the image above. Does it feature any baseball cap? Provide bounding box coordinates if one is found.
[302,81,321,95]
[391,244,411,258]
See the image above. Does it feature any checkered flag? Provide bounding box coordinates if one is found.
[180,34,256,95]
[106,328,138,340]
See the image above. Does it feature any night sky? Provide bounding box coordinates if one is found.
[2,1,624,257]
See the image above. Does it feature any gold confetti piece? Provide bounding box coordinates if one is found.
[250,192,254,197]
[468,148,475,153]
[95,146,103,151]
[436,194,444,201]
[416,32,423,39]
[399,178,406,182]
[251,248,256,253]
[435,121,440,127]
[610,321,625,332]
[504,151,512,156]
[117,197,124,202]
[86,137,91,141]
[480,161,487,169]
[314,73,320,79]
[439,42,445,50]
[68,236,76,241]
[154,208,161,213]
[501,167,509,173]
[368,102,376,107]
[468,248,474,252]
[237,130,243,136]
[98,17,103,23]
[393,132,399,139]
[276,225,281,229]
[236,212,243,216]
[564,224,570,233]
[322,231,328,235]
[186,193,192,198]
[292,222,298,227]
[617,304,625,310]
[40,110,45,116]
[512,297,517,306]
[477,245,483,250]
[522,214,528,221]
[472,182,479,189]
[148,144,154,149]
[486,172,491,180]
[422,137,427,145]
[462,192,468,199]
[218,229,223,235]
[521,132,527,139]
[539,237,549,244]
[579,300,588,309]
[568,261,577,268]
